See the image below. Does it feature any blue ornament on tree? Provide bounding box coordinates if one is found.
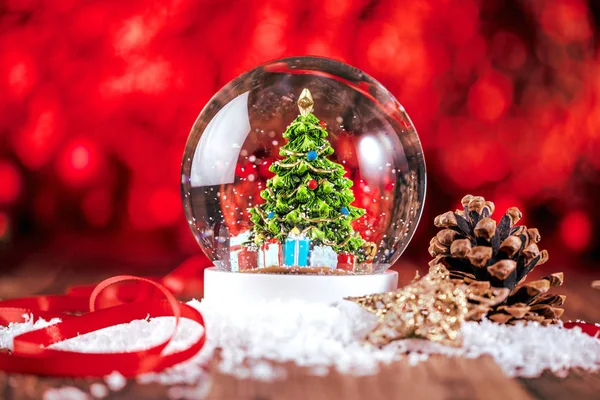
[340,207,349,216]
[267,211,275,219]
[306,150,318,161]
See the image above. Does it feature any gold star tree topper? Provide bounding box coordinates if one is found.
[297,88,314,116]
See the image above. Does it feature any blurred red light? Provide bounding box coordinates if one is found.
[442,141,509,188]
[0,161,22,204]
[467,71,513,122]
[148,188,181,226]
[561,210,591,251]
[444,0,479,46]
[128,186,151,230]
[114,18,150,54]
[6,57,36,99]
[14,109,61,169]
[0,0,596,271]
[128,185,180,229]
[71,145,90,171]
[68,3,110,42]
[323,0,353,18]
[540,0,592,42]
[364,23,403,76]
[491,31,527,70]
[57,140,101,187]
[102,58,173,96]
[4,0,38,12]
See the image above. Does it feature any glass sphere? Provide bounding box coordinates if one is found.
[181,56,426,274]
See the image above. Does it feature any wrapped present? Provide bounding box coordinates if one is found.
[238,247,258,271]
[258,238,282,268]
[337,252,356,272]
[309,245,337,269]
[284,228,310,267]
[229,231,251,272]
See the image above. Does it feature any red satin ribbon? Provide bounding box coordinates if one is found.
[563,321,600,337]
[0,275,206,377]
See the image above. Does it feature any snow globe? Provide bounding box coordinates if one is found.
[181,56,426,303]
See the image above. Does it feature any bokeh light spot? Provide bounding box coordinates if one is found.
[148,187,181,226]
[467,71,513,121]
[71,145,90,170]
[7,58,35,98]
[541,1,592,42]
[15,108,61,169]
[561,210,591,252]
[57,139,101,187]
[0,161,22,204]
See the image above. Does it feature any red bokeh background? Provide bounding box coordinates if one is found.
[1,0,599,278]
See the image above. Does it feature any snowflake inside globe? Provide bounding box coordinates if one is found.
[181,57,426,274]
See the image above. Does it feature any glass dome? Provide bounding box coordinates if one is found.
[181,56,426,274]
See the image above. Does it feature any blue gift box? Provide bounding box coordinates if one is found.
[284,235,310,267]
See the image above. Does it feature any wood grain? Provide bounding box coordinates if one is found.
[0,262,599,399]
[1,356,538,400]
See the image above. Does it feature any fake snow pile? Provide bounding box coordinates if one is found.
[191,299,600,379]
[2,299,600,391]
[0,315,61,351]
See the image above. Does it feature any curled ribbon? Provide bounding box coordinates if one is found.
[0,275,206,377]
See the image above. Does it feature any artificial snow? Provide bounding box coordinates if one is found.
[2,299,599,394]
[104,371,127,392]
[0,314,61,351]
[89,383,108,399]
[43,386,90,400]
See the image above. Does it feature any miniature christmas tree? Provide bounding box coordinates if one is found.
[248,88,367,259]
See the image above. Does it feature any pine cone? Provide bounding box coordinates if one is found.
[429,194,565,326]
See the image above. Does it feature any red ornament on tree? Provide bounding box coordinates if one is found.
[307,179,318,190]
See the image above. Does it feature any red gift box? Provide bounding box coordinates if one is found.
[238,247,258,271]
[337,253,356,272]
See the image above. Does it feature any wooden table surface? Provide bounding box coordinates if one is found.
[1,261,599,400]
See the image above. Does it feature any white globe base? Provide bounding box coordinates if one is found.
[203,267,398,304]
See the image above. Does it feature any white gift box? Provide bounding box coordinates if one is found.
[258,240,282,269]
[309,245,338,269]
